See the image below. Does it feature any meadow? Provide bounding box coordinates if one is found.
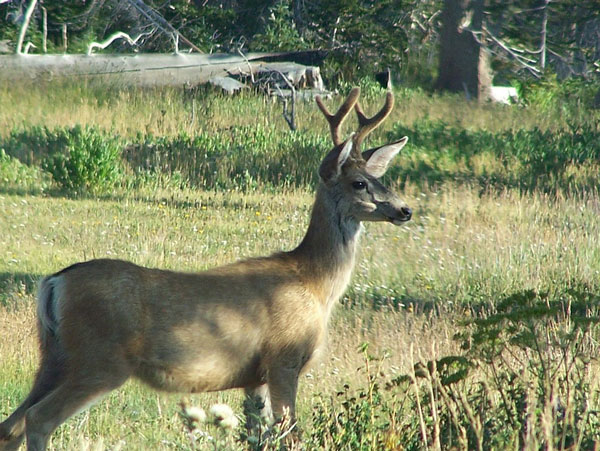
[1,78,600,449]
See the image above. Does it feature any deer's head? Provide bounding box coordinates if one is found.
[316,88,411,225]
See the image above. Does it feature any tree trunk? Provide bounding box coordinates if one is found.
[435,0,491,101]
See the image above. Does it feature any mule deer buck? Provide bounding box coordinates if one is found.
[0,87,411,450]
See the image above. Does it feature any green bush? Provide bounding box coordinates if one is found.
[251,1,307,52]
[2,125,70,166]
[516,76,600,112]
[3,125,124,193]
[308,291,600,450]
[307,344,397,450]
[384,290,600,449]
[2,101,600,195]
[40,125,123,193]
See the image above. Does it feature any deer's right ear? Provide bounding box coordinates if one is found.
[362,137,408,178]
[319,137,354,182]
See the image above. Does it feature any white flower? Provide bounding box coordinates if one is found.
[209,403,239,429]
[184,406,207,424]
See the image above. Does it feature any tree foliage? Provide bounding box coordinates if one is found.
[485,0,600,81]
[0,0,598,87]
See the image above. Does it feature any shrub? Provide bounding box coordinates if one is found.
[516,75,600,112]
[41,125,123,193]
[3,125,124,194]
[125,127,328,191]
[251,1,307,52]
[307,344,398,450]
[2,125,70,166]
[387,290,600,449]
[305,290,600,449]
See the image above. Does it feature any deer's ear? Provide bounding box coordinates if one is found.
[319,136,354,182]
[363,137,408,178]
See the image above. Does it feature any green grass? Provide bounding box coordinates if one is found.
[1,79,600,449]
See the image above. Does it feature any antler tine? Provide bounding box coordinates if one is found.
[316,87,361,146]
[353,90,394,150]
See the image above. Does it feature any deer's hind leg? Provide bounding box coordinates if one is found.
[24,362,130,451]
[0,347,66,450]
[22,341,133,451]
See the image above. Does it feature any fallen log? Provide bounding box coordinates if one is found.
[0,51,327,90]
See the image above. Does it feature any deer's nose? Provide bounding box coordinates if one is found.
[400,206,412,220]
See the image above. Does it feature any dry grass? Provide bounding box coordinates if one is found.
[0,80,583,145]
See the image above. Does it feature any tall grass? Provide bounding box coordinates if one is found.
[2,79,597,142]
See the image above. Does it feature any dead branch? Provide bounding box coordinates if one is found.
[87,30,154,55]
[125,0,203,53]
[237,48,255,84]
[480,25,542,78]
[275,70,297,132]
[23,42,36,54]
[16,0,37,54]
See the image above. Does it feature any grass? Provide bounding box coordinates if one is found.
[2,185,599,448]
[1,79,596,143]
[1,79,600,448]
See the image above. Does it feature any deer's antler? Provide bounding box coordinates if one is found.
[316,87,360,146]
[353,91,394,151]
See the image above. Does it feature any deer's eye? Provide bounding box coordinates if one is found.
[352,181,367,190]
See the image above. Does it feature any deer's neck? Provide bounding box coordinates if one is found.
[292,185,361,311]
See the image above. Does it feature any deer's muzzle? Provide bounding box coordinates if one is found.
[377,200,412,225]
[390,206,412,224]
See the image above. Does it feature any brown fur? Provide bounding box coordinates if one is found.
[0,88,411,450]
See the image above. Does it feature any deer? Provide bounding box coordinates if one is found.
[0,87,411,450]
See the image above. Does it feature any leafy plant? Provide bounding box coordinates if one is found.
[307,344,399,450]
[39,125,123,193]
[388,290,600,449]
[389,120,600,193]
[251,1,307,52]
[126,127,328,191]
[516,75,600,113]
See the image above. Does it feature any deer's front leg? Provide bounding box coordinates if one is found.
[244,384,273,434]
[267,364,300,429]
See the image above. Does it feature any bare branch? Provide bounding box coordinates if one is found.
[236,48,255,84]
[87,31,153,55]
[481,26,542,78]
[23,42,36,54]
[275,70,297,132]
[16,0,37,54]
[125,0,203,53]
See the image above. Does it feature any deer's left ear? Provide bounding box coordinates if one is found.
[319,135,355,182]
[363,136,408,178]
